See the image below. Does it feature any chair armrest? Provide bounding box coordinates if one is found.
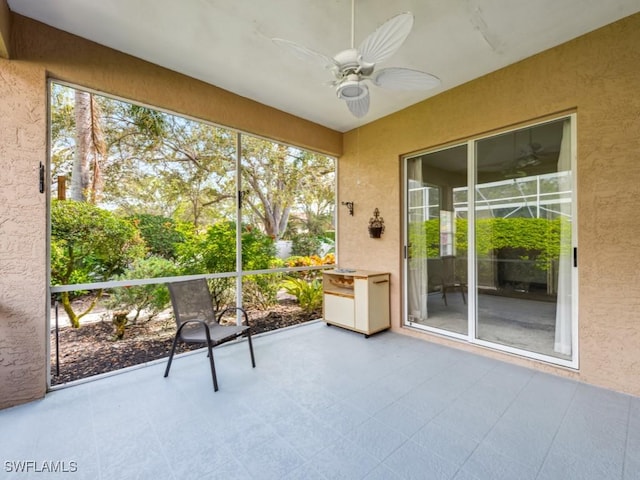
[176,319,216,343]
[175,319,210,335]
[216,307,250,326]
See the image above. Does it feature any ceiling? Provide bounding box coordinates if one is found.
[8,0,640,132]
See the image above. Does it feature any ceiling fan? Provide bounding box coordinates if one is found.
[272,0,440,118]
[502,130,550,177]
[516,142,545,167]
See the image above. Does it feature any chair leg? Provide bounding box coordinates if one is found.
[246,330,256,368]
[206,342,219,392]
[442,285,448,306]
[164,334,180,378]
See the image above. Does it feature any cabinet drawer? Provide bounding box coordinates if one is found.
[323,293,354,328]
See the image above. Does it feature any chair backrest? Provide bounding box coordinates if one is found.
[441,256,465,285]
[167,279,217,327]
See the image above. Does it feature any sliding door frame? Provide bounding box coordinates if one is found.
[403,113,579,369]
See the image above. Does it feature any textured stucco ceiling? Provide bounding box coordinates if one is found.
[8,0,640,132]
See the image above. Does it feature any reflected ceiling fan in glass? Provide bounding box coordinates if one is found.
[516,130,545,167]
[502,128,549,178]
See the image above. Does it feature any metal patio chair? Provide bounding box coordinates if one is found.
[164,278,255,391]
[441,256,467,306]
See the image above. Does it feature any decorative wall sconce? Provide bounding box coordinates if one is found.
[341,201,354,216]
[368,208,385,238]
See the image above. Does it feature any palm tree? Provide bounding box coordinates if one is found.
[69,90,105,203]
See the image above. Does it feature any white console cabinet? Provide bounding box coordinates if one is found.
[322,270,390,337]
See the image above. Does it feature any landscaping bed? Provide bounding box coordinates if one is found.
[50,300,318,385]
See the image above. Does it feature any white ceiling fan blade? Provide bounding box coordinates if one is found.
[345,87,370,117]
[272,38,337,70]
[358,12,414,65]
[373,67,441,90]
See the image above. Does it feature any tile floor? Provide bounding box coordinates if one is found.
[1,321,638,479]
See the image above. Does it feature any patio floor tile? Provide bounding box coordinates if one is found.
[1,320,637,479]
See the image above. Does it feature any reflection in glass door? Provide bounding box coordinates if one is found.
[406,145,468,335]
[475,119,573,360]
[404,115,576,365]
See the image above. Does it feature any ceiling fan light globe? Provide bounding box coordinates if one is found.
[337,79,368,100]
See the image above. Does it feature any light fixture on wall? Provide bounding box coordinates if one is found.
[368,208,385,238]
[341,201,354,216]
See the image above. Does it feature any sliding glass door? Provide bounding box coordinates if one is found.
[406,144,468,336]
[475,118,574,360]
[404,116,576,366]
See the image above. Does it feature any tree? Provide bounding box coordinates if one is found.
[69,90,105,203]
[51,200,146,327]
[50,84,76,193]
[129,213,185,259]
[101,106,237,227]
[49,83,337,299]
[241,136,335,240]
[51,83,336,238]
[291,150,335,237]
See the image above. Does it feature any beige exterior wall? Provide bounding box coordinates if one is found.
[339,13,640,396]
[0,14,342,410]
[0,57,47,408]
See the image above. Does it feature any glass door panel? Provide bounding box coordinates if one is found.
[474,119,573,359]
[406,145,468,335]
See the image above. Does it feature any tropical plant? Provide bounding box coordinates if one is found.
[69,90,106,204]
[281,277,323,314]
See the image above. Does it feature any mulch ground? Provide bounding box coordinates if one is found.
[50,300,318,385]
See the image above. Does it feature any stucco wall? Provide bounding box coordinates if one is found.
[0,14,342,410]
[339,13,640,396]
[0,57,47,409]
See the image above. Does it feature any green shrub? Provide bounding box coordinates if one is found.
[50,200,146,327]
[244,273,281,309]
[105,256,180,324]
[242,226,277,270]
[281,277,323,314]
[175,222,235,309]
[290,233,323,257]
[243,258,284,309]
[414,217,562,271]
[176,222,277,309]
[129,214,185,259]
